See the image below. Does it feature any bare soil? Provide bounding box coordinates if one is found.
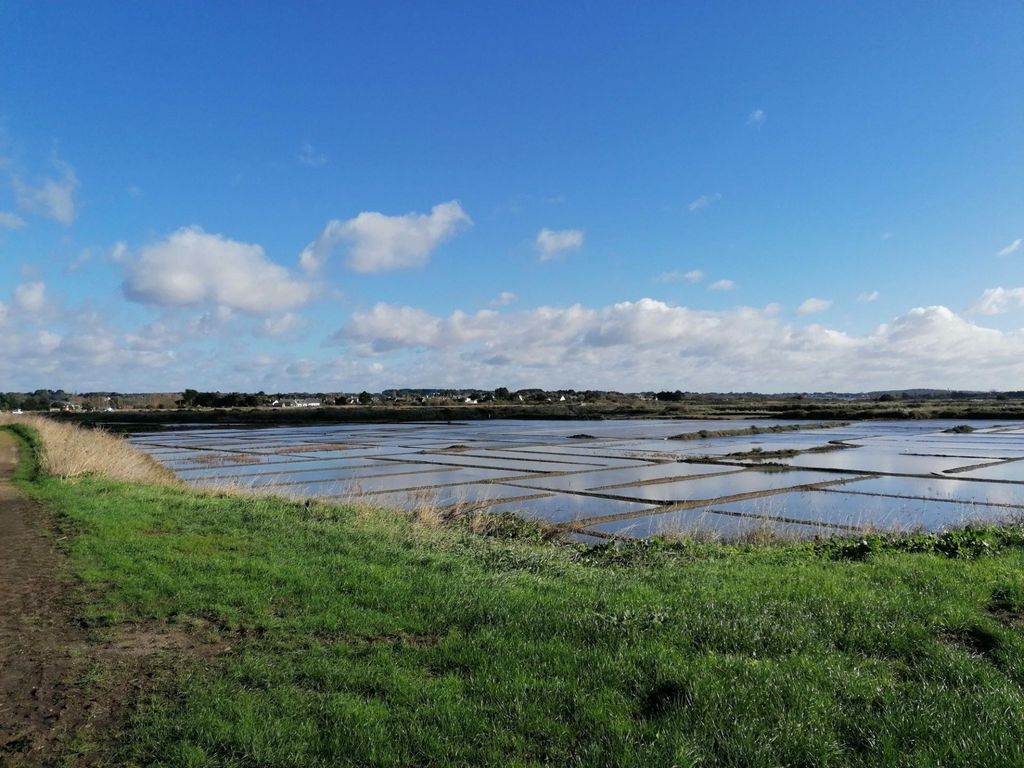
[0,432,219,766]
[0,431,100,765]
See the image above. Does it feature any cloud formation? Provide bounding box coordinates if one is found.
[688,193,721,213]
[997,238,1021,257]
[258,312,307,337]
[335,299,1024,391]
[858,291,880,303]
[970,287,1024,316]
[0,211,26,229]
[123,226,314,315]
[13,157,79,226]
[709,279,736,291]
[14,282,47,314]
[748,109,766,127]
[656,270,704,284]
[536,228,584,260]
[797,297,833,315]
[300,201,471,273]
[297,142,328,167]
[490,291,518,307]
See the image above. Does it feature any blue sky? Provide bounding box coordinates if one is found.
[1,1,1022,393]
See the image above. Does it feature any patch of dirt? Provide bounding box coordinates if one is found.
[987,609,1024,628]
[95,624,232,660]
[0,432,225,766]
[0,431,96,765]
[639,680,693,718]
[987,589,1024,628]
[311,630,443,648]
[938,626,1001,664]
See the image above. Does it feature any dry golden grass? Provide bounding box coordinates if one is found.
[1,413,179,485]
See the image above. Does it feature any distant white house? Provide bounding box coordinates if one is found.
[272,399,322,408]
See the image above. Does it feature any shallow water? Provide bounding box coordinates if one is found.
[834,475,1024,506]
[501,462,741,493]
[133,418,1024,538]
[586,509,840,539]
[356,482,545,510]
[949,459,1024,483]
[588,470,856,504]
[706,491,1014,531]
[483,494,658,525]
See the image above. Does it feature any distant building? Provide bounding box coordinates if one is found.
[273,398,322,408]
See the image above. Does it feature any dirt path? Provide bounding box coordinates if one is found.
[0,431,96,765]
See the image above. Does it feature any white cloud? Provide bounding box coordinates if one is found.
[996,238,1021,257]
[536,228,584,260]
[709,279,736,291]
[6,291,1024,393]
[333,299,1024,391]
[688,193,721,213]
[490,291,518,307]
[297,142,328,168]
[125,320,184,352]
[656,270,703,284]
[0,301,8,325]
[13,156,79,226]
[0,305,191,391]
[970,287,1024,316]
[258,312,307,338]
[68,249,93,271]
[123,226,314,315]
[881,232,894,241]
[14,281,47,314]
[300,201,471,273]
[339,303,500,354]
[797,297,833,315]
[858,290,880,303]
[0,211,26,229]
[109,241,129,263]
[748,109,766,127]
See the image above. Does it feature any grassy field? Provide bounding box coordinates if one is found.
[8,424,1024,766]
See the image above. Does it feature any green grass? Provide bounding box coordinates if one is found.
[11,435,1024,766]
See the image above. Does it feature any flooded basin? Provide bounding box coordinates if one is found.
[132,418,1024,539]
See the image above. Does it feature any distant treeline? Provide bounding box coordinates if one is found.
[5,388,1024,422]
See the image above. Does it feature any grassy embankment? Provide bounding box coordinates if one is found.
[6,416,1024,766]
